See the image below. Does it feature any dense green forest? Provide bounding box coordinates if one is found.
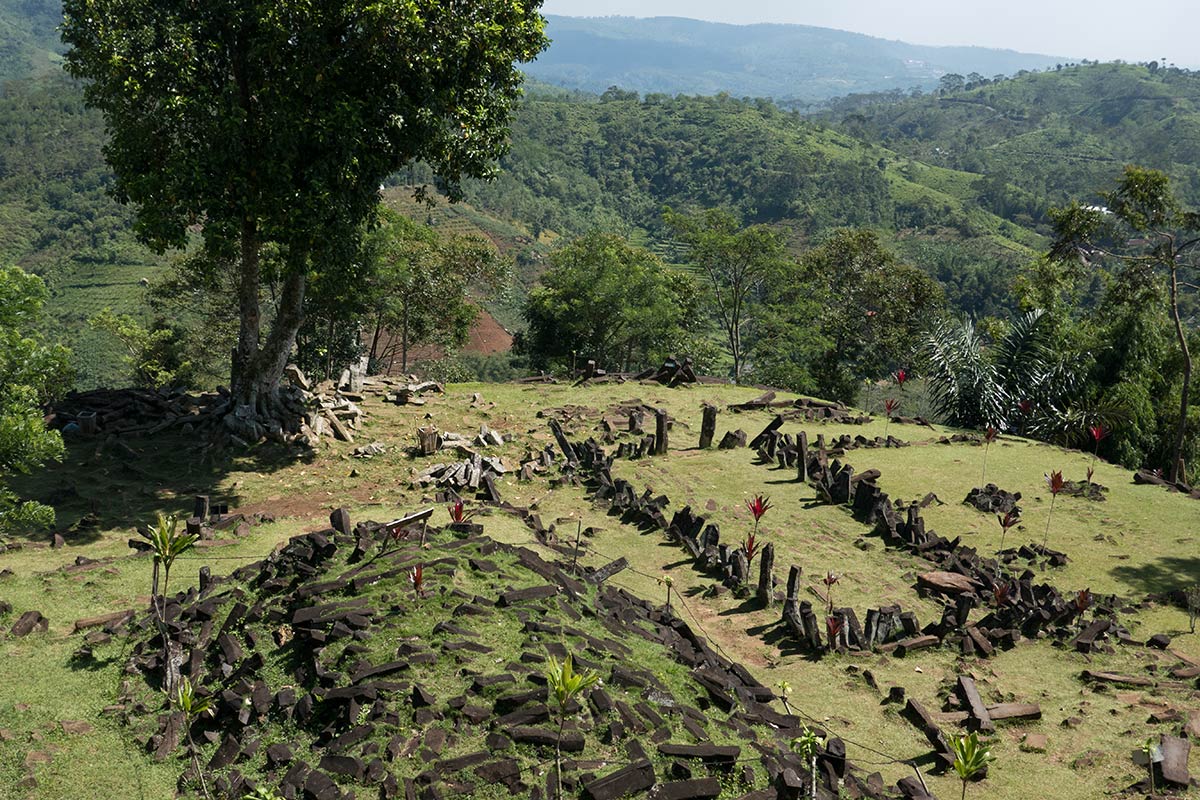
[824,61,1200,213]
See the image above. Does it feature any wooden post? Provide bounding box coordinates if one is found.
[699,404,717,449]
[654,408,669,455]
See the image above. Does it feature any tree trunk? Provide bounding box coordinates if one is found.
[1168,265,1193,484]
[401,300,410,373]
[232,219,261,402]
[254,269,307,406]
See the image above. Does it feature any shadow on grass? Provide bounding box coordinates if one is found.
[5,429,313,543]
[1110,555,1200,595]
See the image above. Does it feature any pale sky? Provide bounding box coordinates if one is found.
[541,0,1198,66]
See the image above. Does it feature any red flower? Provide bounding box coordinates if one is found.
[1089,424,1109,443]
[893,369,908,387]
[984,426,999,444]
[1045,470,1065,495]
[884,398,899,416]
[746,495,772,522]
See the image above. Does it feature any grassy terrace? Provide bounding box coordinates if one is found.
[1,380,1198,799]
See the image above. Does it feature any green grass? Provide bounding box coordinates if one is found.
[2,380,1199,799]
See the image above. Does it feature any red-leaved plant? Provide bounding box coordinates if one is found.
[1042,470,1065,554]
[992,581,1012,607]
[743,495,771,565]
[996,509,1019,556]
[893,368,908,390]
[1074,588,1092,621]
[826,615,844,650]
[884,398,899,438]
[409,563,424,597]
[822,571,839,616]
[448,500,472,524]
[980,426,999,487]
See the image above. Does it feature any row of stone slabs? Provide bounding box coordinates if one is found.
[117,523,908,800]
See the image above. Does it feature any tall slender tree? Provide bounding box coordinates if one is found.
[665,208,786,381]
[62,0,547,436]
[1050,166,1199,482]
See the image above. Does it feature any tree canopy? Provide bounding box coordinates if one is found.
[62,0,547,434]
[522,232,698,372]
[0,266,72,533]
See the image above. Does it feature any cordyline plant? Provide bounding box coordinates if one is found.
[822,571,839,616]
[893,368,909,390]
[657,575,674,611]
[408,564,425,597]
[743,495,771,566]
[1074,588,1092,623]
[447,500,472,524]
[1187,585,1200,634]
[173,676,214,800]
[1043,470,1065,554]
[980,426,999,487]
[792,727,822,800]
[883,398,899,438]
[776,680,793,714]
[996,510,1019,557]
[951,731,994,800]
[826,615,844,651]
[143,513,198,624]
[545,653,599,800]
[991,581,1012,608]
[1141,736,1158,796]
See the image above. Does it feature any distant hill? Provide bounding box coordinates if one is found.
[526,15,1067,104]
[822,61,1200,211]
[0,0,64,85]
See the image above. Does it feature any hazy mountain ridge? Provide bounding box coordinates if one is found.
[527,15,1068,103]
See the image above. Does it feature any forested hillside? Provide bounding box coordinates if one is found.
[826,62,1200,216]
[0,0,64,83]
[527,15,1065,104]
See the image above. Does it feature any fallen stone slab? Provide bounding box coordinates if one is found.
[957,676,994,734]
[649,776,721,800]
[916,571,980,595]
[1081,670,1154,687]
[583,760,656,800]
[10,611,48,637]
[71,609,134,633]
[509,726,585,752]
[986,703,1041,721]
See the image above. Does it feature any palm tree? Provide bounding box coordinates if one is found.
[950,731,995,800]
[923,310,1077,432]
[545,653,599,799]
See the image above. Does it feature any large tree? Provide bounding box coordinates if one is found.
[664,208,787,381]
[62,0,547,436]
[1050,166,1199,482]
[362,210,507,374]
[0,266,72,534]
[523,232,698,372]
